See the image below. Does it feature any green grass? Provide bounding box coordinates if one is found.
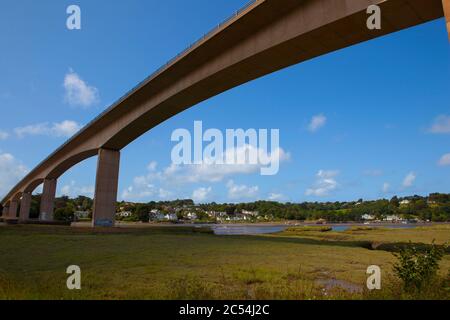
[284,226,333,233]
[0,224,448,300]
[277,224,450,244]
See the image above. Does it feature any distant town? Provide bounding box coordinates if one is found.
[6,193,449,224]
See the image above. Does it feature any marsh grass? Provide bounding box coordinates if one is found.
[284,226,333,233]
[0,224,448,300]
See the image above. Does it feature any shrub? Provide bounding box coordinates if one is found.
[54,207,75,222]
[393,241,446,292]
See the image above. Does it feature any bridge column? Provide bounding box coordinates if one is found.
[92,148,120,227]
[2,205,9,219]
[40,179,57,221]
[19,193,32,222]
[444,0,450,40]
[9,201,18,219]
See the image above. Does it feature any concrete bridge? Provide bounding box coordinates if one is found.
[1,0,449,227]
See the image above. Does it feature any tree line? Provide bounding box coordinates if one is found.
[2,193,449,223]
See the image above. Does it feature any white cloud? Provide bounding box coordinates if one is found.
[268,193,286,201]
[121,181,172,201]
[0,153,29,198]
[192,187,212,203]
[64,70,99,108]
[382,182,390,193]
[0,130,9,140]
[429,115,450,134]
[147,161,158,171]
[146,145,290,185]
[60,185,71,196]
[305,170,339,197]
[59,181,94,198]
[14,123,48,137]
[438,153,450,166]
[121,186,153,200]
[226,180,259,201]
[308,114,327,133]
[402,172,416,188]
[121,144,289,202]
[14,121,82,138]
[158,188,173,199]
[52,120,82,137]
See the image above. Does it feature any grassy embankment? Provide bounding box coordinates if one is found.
[0,224,448,300]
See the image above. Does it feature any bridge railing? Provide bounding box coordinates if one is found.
[132,0,259,92]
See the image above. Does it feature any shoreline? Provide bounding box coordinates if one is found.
[69,221,450,229]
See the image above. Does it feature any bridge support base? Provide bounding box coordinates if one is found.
[92,149,120,227]
[40,179,57,221]
[445,0,450,40]
[19,193,32,222]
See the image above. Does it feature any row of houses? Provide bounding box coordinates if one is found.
[116,208,260,222]
[116,210,179,221]
[361,214,420,223]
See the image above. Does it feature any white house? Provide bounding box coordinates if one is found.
[400,200,411,206]
[149,209,165,221]
[186,212,198,220]
[384,215,403,222]
[165,213,178,221]
[207,211,227,219]
[361,214,375,221]
[74,211,90,219]
[117,211,132,218]
[242,210,259,216]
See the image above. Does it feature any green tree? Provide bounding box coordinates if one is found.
[135,204,150,222]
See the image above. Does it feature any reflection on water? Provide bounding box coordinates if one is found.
[212,224,420,235]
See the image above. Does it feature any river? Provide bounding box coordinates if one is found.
[211,224,421,235]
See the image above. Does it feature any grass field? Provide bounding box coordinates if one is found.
[0,224,449,300]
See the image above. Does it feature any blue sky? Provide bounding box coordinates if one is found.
[0,0,449,203]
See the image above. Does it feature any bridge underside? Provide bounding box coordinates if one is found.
[1,0,449,226]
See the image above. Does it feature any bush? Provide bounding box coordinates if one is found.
[393,241,446,292]
[54,207,74,222]
[349,226,375,231]
[285,226,332,233]
[135,205,150,223]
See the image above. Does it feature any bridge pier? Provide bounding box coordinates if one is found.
[9,201,18,218]
[2,205,10,219]
[40,179,57,221]
[444,0,450,40]
[92,148,120,227]
[19,193,32,222]
[9,200,18,219]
